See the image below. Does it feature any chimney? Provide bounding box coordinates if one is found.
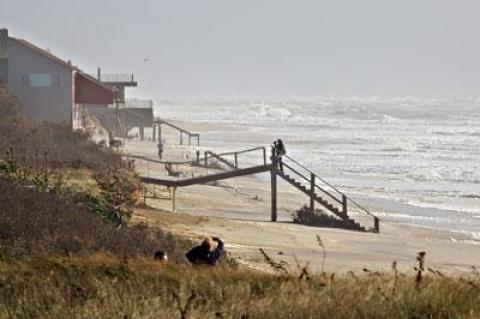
[97,67,101,80]
[0,28,8,59]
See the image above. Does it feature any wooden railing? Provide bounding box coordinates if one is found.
[153,119,200,146]
[204,146,267,170]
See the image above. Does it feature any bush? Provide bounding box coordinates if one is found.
[0,180,189,260]
[78,169,139,226]
[0,88,22,122]
[292,205,348,228]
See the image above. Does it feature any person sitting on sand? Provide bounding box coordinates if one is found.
[185,237,224,266]
[154,250,168,263]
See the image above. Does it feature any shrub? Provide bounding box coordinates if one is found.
[0,88,22,122]
[292,205,348,228]
[0,180,189,260]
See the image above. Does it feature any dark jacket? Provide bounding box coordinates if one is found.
[185,238,224,265]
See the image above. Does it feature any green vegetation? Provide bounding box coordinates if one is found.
[1,89,480,318]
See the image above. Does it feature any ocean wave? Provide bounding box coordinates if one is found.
[405,200,480,214]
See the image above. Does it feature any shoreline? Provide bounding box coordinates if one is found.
[129,118,480,240]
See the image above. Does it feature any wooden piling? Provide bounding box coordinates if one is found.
[271,155,277,222]
[172,187,177,212]
[374,217,380,233]
[310,173,315,215]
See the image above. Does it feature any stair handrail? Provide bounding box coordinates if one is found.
[204,150,236,169]
[154,118,200,146]
[213,146,266,157]
[281,152,378,220]
[206,146,268,169]
[280,161,342,205]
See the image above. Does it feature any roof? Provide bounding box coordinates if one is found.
[11,37,77,70]
[10,36,115,94]
[76,72,118,94]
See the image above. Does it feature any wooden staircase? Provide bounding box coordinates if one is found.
[277,170,366,232]
[139,145,379,233]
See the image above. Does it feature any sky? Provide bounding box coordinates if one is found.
[1,0,480,100]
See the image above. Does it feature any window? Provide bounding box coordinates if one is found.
[21,73,59,87]
[30,73,51,87]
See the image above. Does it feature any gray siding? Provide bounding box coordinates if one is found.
[7,39,73,121]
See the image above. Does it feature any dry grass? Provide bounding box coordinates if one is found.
[0,254,479,319]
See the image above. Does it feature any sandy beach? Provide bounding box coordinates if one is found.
[124,121,480,274]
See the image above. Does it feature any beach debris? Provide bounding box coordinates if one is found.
[259,248,289,275]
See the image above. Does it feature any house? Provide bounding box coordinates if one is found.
[87,69,154,140]
[0,28,115,129]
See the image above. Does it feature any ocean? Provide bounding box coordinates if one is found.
[155,96,480,240]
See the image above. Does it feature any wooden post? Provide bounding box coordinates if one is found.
[197,136,200,147]
[180,132,183,145]
[342,195,348,215]
[143,186,147,205]
[374,217,380,233]
[158,124,162,142]
[188,135,191,146]
[234,153,238,170]
[204,151,208,167]
[152,125,156,142]
[271,154,277,222]
[196,150,200,166]
[263,147,266,165]
[310,173,315,215]
[172,187,177,212]
[139,126,145,141]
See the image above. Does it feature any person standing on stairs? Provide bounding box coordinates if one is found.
[276,139,286,171]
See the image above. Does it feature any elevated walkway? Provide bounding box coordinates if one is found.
[141,163,272,187]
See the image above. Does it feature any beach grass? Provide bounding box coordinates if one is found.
[0,253,479,319]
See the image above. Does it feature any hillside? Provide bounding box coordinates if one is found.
[0,89,479,318]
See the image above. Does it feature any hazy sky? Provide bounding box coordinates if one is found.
[1,0,480,99]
